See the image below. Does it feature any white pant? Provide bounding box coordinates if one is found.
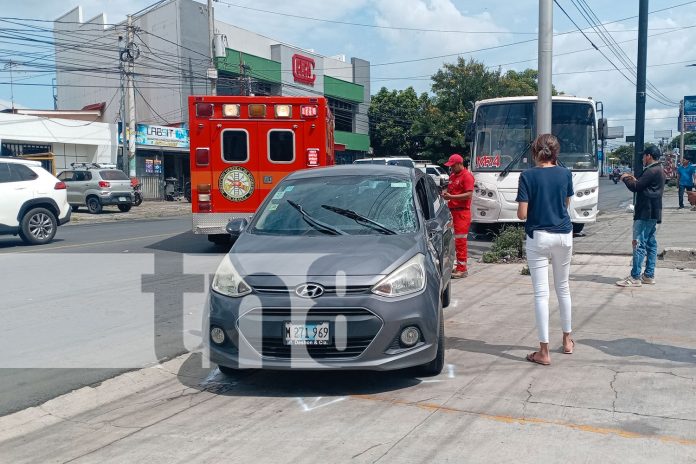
[525,231,573,343]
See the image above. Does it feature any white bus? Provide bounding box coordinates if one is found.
[468,96,605,234]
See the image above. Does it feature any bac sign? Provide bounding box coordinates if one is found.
[307,148,320,166]
[292,54,316,86]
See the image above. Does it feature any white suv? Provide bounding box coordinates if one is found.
[0,158,71,245]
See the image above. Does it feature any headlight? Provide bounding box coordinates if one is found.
[212,255,252,297]
[372,254,426,298]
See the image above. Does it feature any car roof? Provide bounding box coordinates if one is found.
[0,157,42,167]
[285,164,417,181]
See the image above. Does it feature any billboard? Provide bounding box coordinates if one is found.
[684,96,696,132]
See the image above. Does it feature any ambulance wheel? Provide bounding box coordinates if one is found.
[572,223,585,234]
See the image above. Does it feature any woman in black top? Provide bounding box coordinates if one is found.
[516,134,575,366]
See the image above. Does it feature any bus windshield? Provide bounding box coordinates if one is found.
[473,101,597,172]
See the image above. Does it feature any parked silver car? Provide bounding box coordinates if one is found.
[57,163,134,214]
[207,165,455,377]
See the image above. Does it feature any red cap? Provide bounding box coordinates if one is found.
[444,153,464,167]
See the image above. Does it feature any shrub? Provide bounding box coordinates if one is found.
[482,226,526,263]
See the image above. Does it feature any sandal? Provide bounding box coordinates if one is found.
[526,352,550,366]
[563,339,575,355]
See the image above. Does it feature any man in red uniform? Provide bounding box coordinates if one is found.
[442,153,475,278]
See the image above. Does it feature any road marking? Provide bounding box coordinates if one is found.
[0,233,174,255]
[447,364,455,378]
[351,394,696,446]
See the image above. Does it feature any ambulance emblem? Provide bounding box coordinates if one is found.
[219,166,255,202]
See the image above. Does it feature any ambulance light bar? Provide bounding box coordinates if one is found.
[248,104,266,118]
[301,105,318,118]
[275,104,292,118]
[222,104,240,118]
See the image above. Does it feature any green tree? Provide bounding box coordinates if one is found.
[368,87,428,157]
[609,144,634,166]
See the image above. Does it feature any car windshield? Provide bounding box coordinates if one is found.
[252,175,418,236]
[473,101,597,172]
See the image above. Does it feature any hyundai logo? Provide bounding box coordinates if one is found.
[295,283,324,298]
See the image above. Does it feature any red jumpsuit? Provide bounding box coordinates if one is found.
[447,168,475,272]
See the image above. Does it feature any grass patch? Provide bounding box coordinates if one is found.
[481,225,526,264]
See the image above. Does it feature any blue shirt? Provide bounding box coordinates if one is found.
[516,166,574,238]
[677,163,696,187]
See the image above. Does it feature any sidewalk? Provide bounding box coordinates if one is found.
[2,255,695,463]
[574,189,696,258]
[67,201,191,226]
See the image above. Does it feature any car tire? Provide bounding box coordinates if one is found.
[71,205,79,212]
[414,309,445,377]
[217,365,238,376]
[118,204,132,212]
[572,223,585,234]
[19,207,57,245]
[87,197,102,214]
[442,282,451,308]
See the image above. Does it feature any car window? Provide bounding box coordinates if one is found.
[222,129,249,163]
[426,176,444,213]
[57,171,72,181]
[387,159,414,167]
[415,178,433,220]
[268,130,295,163]
[252,175,418,236]
[11,164,39,181]
[426,167,437,175]
[100,170,129,181]
[0,163,11,183]
[73,171,91,182]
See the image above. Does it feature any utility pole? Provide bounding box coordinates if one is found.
[119,35,128,174]
[537,0,553,136]
[680,99,685,164]
[126,15,137,177]
[633,0,649,177]
[208,0,217,96]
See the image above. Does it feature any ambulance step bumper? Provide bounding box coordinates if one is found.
[192,212,253,235]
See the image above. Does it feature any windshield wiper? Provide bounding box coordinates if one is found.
[287,200,346,235]
[321,204,397,235]
[499,141,532,178]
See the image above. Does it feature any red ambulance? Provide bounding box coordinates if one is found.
[188,95,336,244]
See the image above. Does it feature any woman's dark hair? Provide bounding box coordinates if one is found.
[531,134,560,164]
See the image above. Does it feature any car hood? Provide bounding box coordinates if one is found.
[229,233,423,278]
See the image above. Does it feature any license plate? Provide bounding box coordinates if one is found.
[119,197,127,202]
[284,322,330,345]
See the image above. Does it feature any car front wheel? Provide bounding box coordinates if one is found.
[414,309,445,377]
[19,208,57,245]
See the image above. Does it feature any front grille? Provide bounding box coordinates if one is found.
[238,307,381,359]
[252,285,372,296]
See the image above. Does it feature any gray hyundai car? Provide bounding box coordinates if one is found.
[207,165,455,376]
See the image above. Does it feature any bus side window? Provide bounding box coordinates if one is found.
[222,130,249,163]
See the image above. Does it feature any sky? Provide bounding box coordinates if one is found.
[1,0,696,148]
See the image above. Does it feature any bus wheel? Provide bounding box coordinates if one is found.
[572,223,585,235]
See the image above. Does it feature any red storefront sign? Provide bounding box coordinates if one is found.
[292,54,316,86]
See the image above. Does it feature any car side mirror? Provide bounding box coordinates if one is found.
[226,218,249,237]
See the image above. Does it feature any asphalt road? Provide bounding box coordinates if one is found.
[0,217,223,416]
[0,180,629,416]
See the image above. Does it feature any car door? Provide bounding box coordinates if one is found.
[425,176,454,280]
[0,163,36,228]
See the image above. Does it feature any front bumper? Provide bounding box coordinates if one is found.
[207,278,441,371]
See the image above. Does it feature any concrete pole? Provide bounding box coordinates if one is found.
[680,99,685,163]
[537,0,553,136]
[208,0,217,96]
[126,14,137,177]
[633,0,649,178]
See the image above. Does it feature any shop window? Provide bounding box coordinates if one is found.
[222,130,249,163]
[268,130,295,163]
